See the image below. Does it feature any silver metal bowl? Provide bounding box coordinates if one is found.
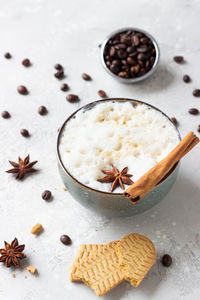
[100,27,160,84]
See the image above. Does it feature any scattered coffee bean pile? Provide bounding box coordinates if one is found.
[173,55,200,132]
[103,30,156,79]
[54,63,65,79]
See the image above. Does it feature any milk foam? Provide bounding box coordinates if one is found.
[59,101,179,193]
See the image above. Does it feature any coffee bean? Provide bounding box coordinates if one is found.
[117,49,127,59]
[188,108,199,115]
[55,64,63,70]
[112,59,121,66]
[20,129,29,137]
[137,53,147,61]
[150,56,155,66]
[183,75,190,83]
[131,64,140,74]
[120,35,131,45]
[127,57,137,65]
[22,58,31,67]
[115,43,126,50]
[82,73,91,81]
[60,234,71,245]
[145,60,150,70]
[171,117,178,126]
[197,125,200,133]
[42,190,52,200]
[66,94,79,103]
[121,59,128,65]
[193,89,200,97]
[17,85,28,95]
[38,105,47,115]
[1,111,10,119]
[112,39,120,45]
[135,32,143,38]
[139,68,146,76]
[106,61,111,67]
[140,37,149,44]
[138,60,144,67]
[60,83,69,91]
[121,65,129,72]
[126,46,135,53]
[109,46,116,57]
[4,52,11,59]
[132,35,140,46]
[110,63,120,74]
[55,70,64,79]
[162,254,172,267]
[98,90,107,98]
[129,51,138,58]
[137,45,148,53]
[118,71,129,78]
[106,55,112,61]
[125,30,133,36]
[173,56,184,63]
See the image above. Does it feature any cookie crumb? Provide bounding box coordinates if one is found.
[24,275,27,279]
[63,187,67,191]
[31,223,43,235]
[12,273,15,278]
[26,265,37,274]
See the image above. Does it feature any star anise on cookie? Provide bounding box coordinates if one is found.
[0,238,26,268]
[98,166,134,192]
[6,155,37,180]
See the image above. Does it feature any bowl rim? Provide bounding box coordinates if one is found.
[57,98,181,196]
[100,27,160,83]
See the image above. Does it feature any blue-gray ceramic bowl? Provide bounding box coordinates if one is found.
[57,98,181,217]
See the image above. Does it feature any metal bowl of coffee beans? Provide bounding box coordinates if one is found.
[100,28,160,83]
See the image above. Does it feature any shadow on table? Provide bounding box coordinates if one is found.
[126,64,175,94]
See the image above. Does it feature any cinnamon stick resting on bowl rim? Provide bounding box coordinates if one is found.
[124,131,199,204]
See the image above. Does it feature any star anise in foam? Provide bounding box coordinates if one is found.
[0,238,26,268]
[98,166,134,192]
[6,155,37,180]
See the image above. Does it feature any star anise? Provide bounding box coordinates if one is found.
[6,155,37,180]
[0,238,26,268]
[98,166,134,192]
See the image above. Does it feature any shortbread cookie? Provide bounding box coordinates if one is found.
[70,244,104,281]
[77,241,124,297]
[116,233,156,287]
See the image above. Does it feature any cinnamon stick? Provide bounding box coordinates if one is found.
[124,131,199,204]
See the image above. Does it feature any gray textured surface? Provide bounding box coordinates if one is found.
[0,0,200,299]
